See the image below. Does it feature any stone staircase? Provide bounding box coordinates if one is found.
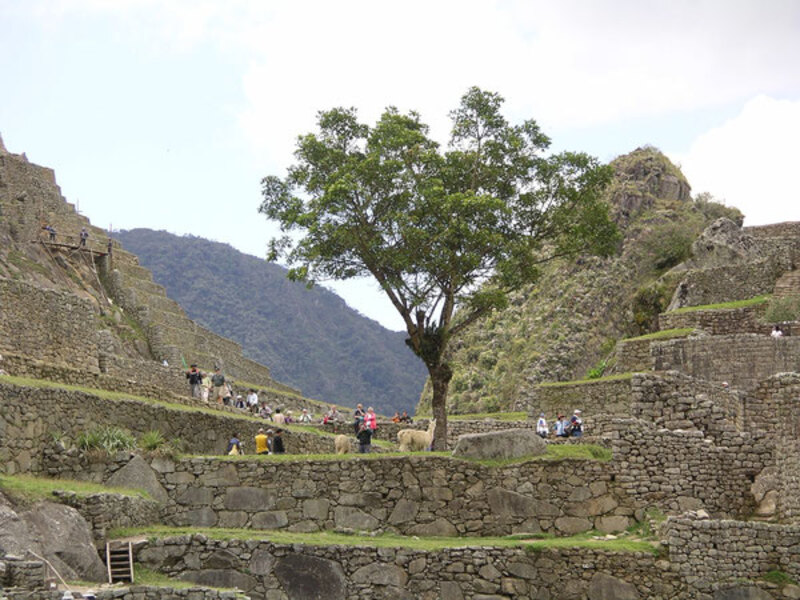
[773,268,800,299]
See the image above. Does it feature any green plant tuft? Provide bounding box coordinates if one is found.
[77,426,137,454]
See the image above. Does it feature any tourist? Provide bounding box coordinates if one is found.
[201,372,211,402]
[211,368,226,404]
[364,406,377,431]
[325,405,341,423]
[400,410,412,424]
[536,413,548,438]
[247,389,259,414]
[185,364,204,399]
[772,325,784,338]
[259,403,273,420]
[271,429,285,454]
[226,434,242,455]
[553,414,568,437]
[391,411,401,423]
[273,408,286,425]
[79,227,89,247]
[44,224,56,242]
[255,428,270,455]
[570,410,583,437]
[356,422,372,453]
[353,403,365,434]
[298,408,313,423]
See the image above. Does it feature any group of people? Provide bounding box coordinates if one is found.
[390,411,413,423]
[40,224,106,250]
[535,409,583,438]
[227,428,285,455]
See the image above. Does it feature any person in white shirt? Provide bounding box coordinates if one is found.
[247,390,259,414]
[536,413,548,438]
[771,325,784,338]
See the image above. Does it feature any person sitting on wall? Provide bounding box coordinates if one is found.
[259,403,272,420]
[227,433,242,455]
[271,429,285,454]
[391,412,401,423]
[772,325,784,338]
[298,408,313,423]
[553,414,568,437]
[570,410,583,437]
[273,408,286,425]
[536,413,548,438]
[255,428,270,455]
[400,410,413,423]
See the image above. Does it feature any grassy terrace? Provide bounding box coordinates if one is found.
[0,374,349,442]
[665,294,770,314]
[620,328,695,343]
[111,526,658,554]
[416,411,529,421]
[0,473,150,501]
[186,443,612,465]
[537,373,633,388]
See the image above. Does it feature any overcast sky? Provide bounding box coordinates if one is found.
[1,0,799,331]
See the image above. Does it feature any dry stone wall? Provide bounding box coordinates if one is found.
[136,534,682,600]
[0,278,99,372]
[0,382,334,474]
[659,304,768,335]
[670,259,787,309]
[522,377,634,416]
[612,337,654,373]
[5,588,244,600]
[651,334,800,390]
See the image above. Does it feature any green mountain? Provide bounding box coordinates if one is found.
[418,147,743,414]
[115,229,426,413]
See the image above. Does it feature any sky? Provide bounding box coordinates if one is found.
[1,0,799,331]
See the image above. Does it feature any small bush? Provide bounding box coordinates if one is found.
[77,426,136,454]
[586,360,607,380]
[632,283,671,334]
[139,430,166,451]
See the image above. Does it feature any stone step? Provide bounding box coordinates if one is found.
[773,269,800,298]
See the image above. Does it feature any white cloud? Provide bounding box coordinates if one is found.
[673,95,800,226]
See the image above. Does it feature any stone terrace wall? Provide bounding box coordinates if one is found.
[0,278,99,372]
[0,382,334,473]
[651,334,800,390]
[664,516,800,597]
[611,337,653,373]
[319,419,534,446]
[6,588,244,600]
[136,534,682,600]
[746,221,800,239]
[51,490,160,544]
[522,377,633,417]
[132,455,636,537]
[670,258,787,309]
[659,304,768,335]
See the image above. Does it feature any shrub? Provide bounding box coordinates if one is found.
[765,296,800,323]
[77,426,137,454]
[632,283,671,334]
[139,430,166,451]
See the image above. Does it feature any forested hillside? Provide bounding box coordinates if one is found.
[115,229,426,413]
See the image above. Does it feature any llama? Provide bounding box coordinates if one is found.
[334,434,350,454]
[397,419,436,452]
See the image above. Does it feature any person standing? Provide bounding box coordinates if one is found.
[255,428,270,455]
[364,406,377,431]
[185,364,204,399]
[79,227,89,247]
[271,429,285,454]
[353,403,365,434]
[553,414,568,438]
[247,389,259,414]
[211,367,226,404]
[356,422,372,453]
[226,433,242,455]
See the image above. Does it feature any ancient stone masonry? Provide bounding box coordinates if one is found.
[0,382,335,474]
[659,303,769,335]
[651,335,800,391]
[136,534,682,600]
[5,588,245,600]
[611,337,655,373]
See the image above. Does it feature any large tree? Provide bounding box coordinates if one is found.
[260,87,619,449]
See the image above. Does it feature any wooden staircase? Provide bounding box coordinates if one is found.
[105,541,134,584]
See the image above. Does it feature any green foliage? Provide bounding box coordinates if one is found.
[622,328,694,342]
[762,570,797,586]
[260,87,619,441]
[77,426,137,453]
[0,474,150,502]
[694,191,744,226]
[139,430,166,451]
[632,283,672,334]
[538,373,633,388]
[115,229,427,415]
[640,221,695,273]
[668,294,770,314]
[585,360,607,380]
[765,295,800,323]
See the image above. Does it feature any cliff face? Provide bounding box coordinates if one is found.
[417,147,743,414]
[0,137,294,396]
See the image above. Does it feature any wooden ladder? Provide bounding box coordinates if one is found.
[106,541,134,584]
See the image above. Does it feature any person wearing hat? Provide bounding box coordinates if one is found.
[536,412,548,438]
[553,414,568,437]
[570,409,583,437]
[211,367,226,404]
[185,364,204,399]
[298,408,313,423]
[255,428,270,455]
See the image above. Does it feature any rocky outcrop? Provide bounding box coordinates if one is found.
[451,429,546,460]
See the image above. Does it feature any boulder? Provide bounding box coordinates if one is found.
[181,569,256,592]
[407,517,457,537]
[451,429,546,461]
[273,553,347,600]
[588,573,640,600]
[713,586,774,600]
[106,455,168,503]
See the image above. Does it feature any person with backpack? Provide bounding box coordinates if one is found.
[226,433,242,455]
[185,364,204,399]
[356,422,373,453]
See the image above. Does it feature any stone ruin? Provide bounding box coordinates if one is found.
[2,140,800,598]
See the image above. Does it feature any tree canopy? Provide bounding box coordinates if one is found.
[260,87,619,448]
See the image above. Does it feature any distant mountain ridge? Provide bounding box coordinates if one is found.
[115,229,427,413]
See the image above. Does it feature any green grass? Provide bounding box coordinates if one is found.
[538,373,633,388]
[762,570,797,586]
[185,444,611,465]
[666,294,770,314]
[110,526,658,554]
[133,566,246,596]
[416,411,529,421]
[620,328,695,342]
[0,474,150,502]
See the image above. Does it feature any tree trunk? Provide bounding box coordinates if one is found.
[428,363,452,451]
